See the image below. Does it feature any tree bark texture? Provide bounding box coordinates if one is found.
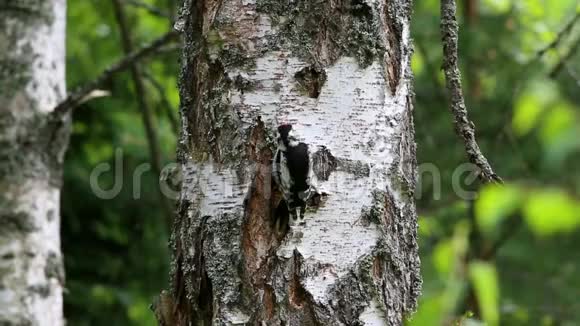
[0,1,68,325]
[165,0,421,324]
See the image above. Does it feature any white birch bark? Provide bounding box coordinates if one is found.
[159,0,421,325]
[0,1,67,325]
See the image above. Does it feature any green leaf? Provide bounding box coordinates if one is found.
[432,222,470,278]
[539,103,579,166]
[91,284,116,305]
[411,50,425,76]
[541,315,556,326]
[523,190,580,235]
[475,184,522,233]
[542,127,580,167]
[512,80,559,135]
[406,294,443,326]
[418,215,440,237]
[522,0,545,18]
[512,93,544,135]
[433,239,454,277]
[539,103,575,146]
[128,297,157,325]
[469,262,500,326]
[482,0,511,14]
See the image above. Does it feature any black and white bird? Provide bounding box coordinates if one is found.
[272,124,317,221]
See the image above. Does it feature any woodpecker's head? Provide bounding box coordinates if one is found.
[277,124,299,148]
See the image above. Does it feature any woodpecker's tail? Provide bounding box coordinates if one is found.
[273,200,290,233]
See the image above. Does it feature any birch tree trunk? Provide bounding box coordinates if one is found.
[162,0,421,324]
[0,1,67,325]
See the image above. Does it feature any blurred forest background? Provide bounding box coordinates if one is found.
[63,0,580,325]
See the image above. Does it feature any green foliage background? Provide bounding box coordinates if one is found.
[64,1,178,325]
[62,0,580,325]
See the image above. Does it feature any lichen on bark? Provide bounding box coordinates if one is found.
[256,0,385,66]
[0,0,55,24]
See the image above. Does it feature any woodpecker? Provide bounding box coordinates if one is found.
[272,124,316,222]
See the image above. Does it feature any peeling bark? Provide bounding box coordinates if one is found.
[163,0,420,324]
[0,0,68,325]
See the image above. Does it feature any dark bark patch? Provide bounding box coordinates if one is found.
[167,246,193,326]
[197,270,214,323]
[168,211,212,326]
[242,118,286,254]
[0,0,55,25]
[312,147,370,181]
[339,158,371,179]
[263,284,277,320]
[327,256,375,324]
[0,59,31,98]
[246,118,272,165]
[0,210,37,234]
[233,74,257,94]
[294,66,326,99]
[311,146,337,181]
[187,60,246,166]
[288,250,321,325]
[28,284,51,298]
[360,190,387,226]
[1,252,15,260]
[46,209,55,222]
[350,0,372,17]
[220,43,255,69]
[359,188,401,229]
[382,189,399,228]
[256,0,385,67]
[0,111,54,183]
[151,290,178,326]
[240,119,289,321]
[372,255,383,279]
[289,271,306,308]
[45,251,65,284]
[382,0,403,94]
[0,316,34,326]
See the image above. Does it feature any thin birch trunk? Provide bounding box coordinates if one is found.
[0,1,68,325]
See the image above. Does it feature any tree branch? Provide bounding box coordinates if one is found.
[440,0,503,184]
[535,11,580,60]
[564,62,580,86]
[111,0,174,225]
[51,30,178,121]
[440,4,579,318]
[549,33,580,78]
[440,0,505,318]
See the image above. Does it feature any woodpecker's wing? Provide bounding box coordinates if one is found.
[306,144,314,187]
[272,149,281,186]
[272,149,293,198]
[285,143,310,192]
